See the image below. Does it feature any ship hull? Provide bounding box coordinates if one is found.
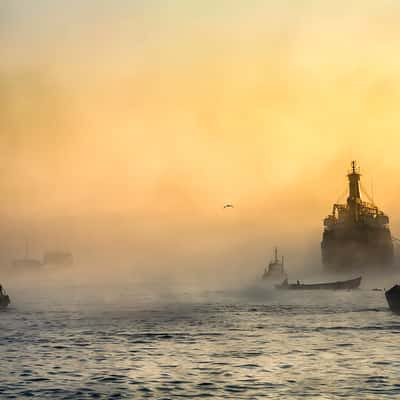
[321,225,394,271]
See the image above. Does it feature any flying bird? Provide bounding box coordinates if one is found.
[224,204,234,209]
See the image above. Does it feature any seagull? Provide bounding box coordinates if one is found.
[224,204,234,209]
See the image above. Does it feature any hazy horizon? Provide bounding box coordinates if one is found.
[2,1,400,283]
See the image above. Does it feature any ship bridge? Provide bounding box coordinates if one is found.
[324,161,389,229]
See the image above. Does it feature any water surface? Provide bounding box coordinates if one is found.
[0,286,399,399]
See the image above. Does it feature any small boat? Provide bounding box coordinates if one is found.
[0,285,10,309]
[385,285,400,313]
[275,276,362,290]
[262,247,287,282]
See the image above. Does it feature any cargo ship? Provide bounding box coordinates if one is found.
[321,161,394,271]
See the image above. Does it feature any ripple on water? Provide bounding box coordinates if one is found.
[2,290,400,399]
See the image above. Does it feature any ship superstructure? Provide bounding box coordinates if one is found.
[321,161,394,271]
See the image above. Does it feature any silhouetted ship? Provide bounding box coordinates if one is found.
[11,238,73,271]
[321,161,394,271]
[262,247,287,282]
[276,276,361,290]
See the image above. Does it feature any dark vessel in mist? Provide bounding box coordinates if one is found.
[385,285,400,313]
[11,238,73,271]
[0,285,10,309]
[262,247,287,282]
[321,161,394,271]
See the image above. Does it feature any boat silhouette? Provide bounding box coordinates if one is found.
[276,276,362,290]
[262,247,287,282]
[0,285,10,309]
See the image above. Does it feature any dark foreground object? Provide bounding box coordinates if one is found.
[385,285,400,313]
[0,293,10,308]
[276,276,362,290]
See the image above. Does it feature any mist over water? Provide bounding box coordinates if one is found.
[3,1,400,398]
[2,253,400,399]
[2,279,400,399]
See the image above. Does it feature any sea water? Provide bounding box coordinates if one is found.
[0,285,399,399]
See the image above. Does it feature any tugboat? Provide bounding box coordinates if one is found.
[0,285,10,309]
[262,247,287,282]
[321,161,394,272]
[385,285,400,313]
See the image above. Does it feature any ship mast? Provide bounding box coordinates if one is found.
[347,161,361,222]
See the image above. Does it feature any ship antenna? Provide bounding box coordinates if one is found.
[347,160,361,221]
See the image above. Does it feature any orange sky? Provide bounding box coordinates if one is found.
[2,1,400,278]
